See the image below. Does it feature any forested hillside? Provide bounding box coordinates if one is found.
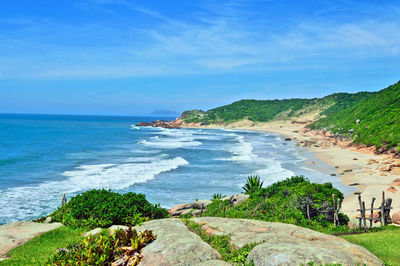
[182,81,400,150]
[309,81,400,150]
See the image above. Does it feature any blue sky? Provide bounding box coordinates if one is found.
[0,0,400,115]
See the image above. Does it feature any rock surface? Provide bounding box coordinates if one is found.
[191,217,382,266]
[135,218,220,266]
[0,221,62,259]
[392,211,400,225]
[83,227,102,237]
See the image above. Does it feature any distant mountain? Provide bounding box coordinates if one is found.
[149,109,179,117]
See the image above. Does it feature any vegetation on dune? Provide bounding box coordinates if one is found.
[182,92,374,125]
[50,189,169,229]
[309,81,400,150]
[205,176,349,230]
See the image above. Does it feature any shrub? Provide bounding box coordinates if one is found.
[47,226,156,265]
[242,175,263,194]
[206,176,349,228]
[50,189,169,229]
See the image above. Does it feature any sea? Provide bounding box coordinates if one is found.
[0,114,352,225]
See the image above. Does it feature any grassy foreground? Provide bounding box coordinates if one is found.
[0,226,84,266]
[341,226,400,266]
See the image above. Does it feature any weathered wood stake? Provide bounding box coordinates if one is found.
[332,194,336,227]
[370,197,376,228]
[223,205,226,218]
[362,201,367,232]
[306,201,311,227]
[200,204,204,217]
[282,204,285,223]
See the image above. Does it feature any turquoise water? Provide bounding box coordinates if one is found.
[0,114,350,225]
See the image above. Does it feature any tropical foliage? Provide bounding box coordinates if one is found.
[47,227,156,265]
[50,189,169,229]
[242,175,263,194]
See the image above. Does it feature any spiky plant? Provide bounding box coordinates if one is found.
[242,175,264,194]
[212,193,223,200]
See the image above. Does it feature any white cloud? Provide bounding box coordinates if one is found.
[0,0,399,79]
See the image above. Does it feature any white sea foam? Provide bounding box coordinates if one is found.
[0,157,188,224]
[217,135,255,162]
[130,125,141,130]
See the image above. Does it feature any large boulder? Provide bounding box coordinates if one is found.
[0,221,63,259]
[135,218,220,265]
[229,194,249,207]
[191,217,382,266]
[392,211,400,225]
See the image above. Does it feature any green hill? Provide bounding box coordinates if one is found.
[309,81,400,150]
[182,81,400,151]
[183,92,373,124]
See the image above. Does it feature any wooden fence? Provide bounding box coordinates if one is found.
[355,191,393,231]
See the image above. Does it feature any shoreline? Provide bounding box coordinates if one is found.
[184,120,400,219]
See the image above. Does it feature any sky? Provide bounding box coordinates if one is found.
[0,0,400,115]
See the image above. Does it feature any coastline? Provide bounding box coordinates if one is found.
[184,120,400,219]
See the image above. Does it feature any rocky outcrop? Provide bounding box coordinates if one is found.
[392,211,400,225]
[0,221,63,259]
[169,194,249,217]
[122,218,383,265]
[191,217,382,266]
[136,120,184,129]
[135,218,220,265]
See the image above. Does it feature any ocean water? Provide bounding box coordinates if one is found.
[0,114,351,225]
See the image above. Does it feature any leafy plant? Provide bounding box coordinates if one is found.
[242,175,263,194]
[47,226,156,265]
[212,193,223,200]
[50,189,169,229]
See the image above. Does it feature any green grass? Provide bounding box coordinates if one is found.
[0,226,85,266]
[184,219,257,265]
[341,226,400,266]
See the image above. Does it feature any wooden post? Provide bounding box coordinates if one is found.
[61,194,66,206]
[357,194,363,230]
[247,203,250,217]
[370,197,376,228]
[223,205,226,218]
[380,191,385,226]
[384,198,392,225]
[362,201,367,232]
[200,204,204,217]
[306,200,311,227]
[336,199,341,226]
[332,194,336,226]
[282,204,285,223]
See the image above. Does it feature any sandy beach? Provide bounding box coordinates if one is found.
[186,120,400,221]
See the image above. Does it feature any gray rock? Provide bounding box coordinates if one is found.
[190,200,212,210]
[191,217,382,266]
[44,216,52,224]
[229,194,249,207]
[356,119,360,124]
[0,221,63,259]
[136,218,220,265]
[83,227,102,237]
[194,260,232,265]
[109,225,129,236]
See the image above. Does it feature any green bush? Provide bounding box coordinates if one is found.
[205,176,349,228]
[47,226,156,265]
[50,189,169,229]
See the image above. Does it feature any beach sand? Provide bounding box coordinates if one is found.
[187,120,400,220]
